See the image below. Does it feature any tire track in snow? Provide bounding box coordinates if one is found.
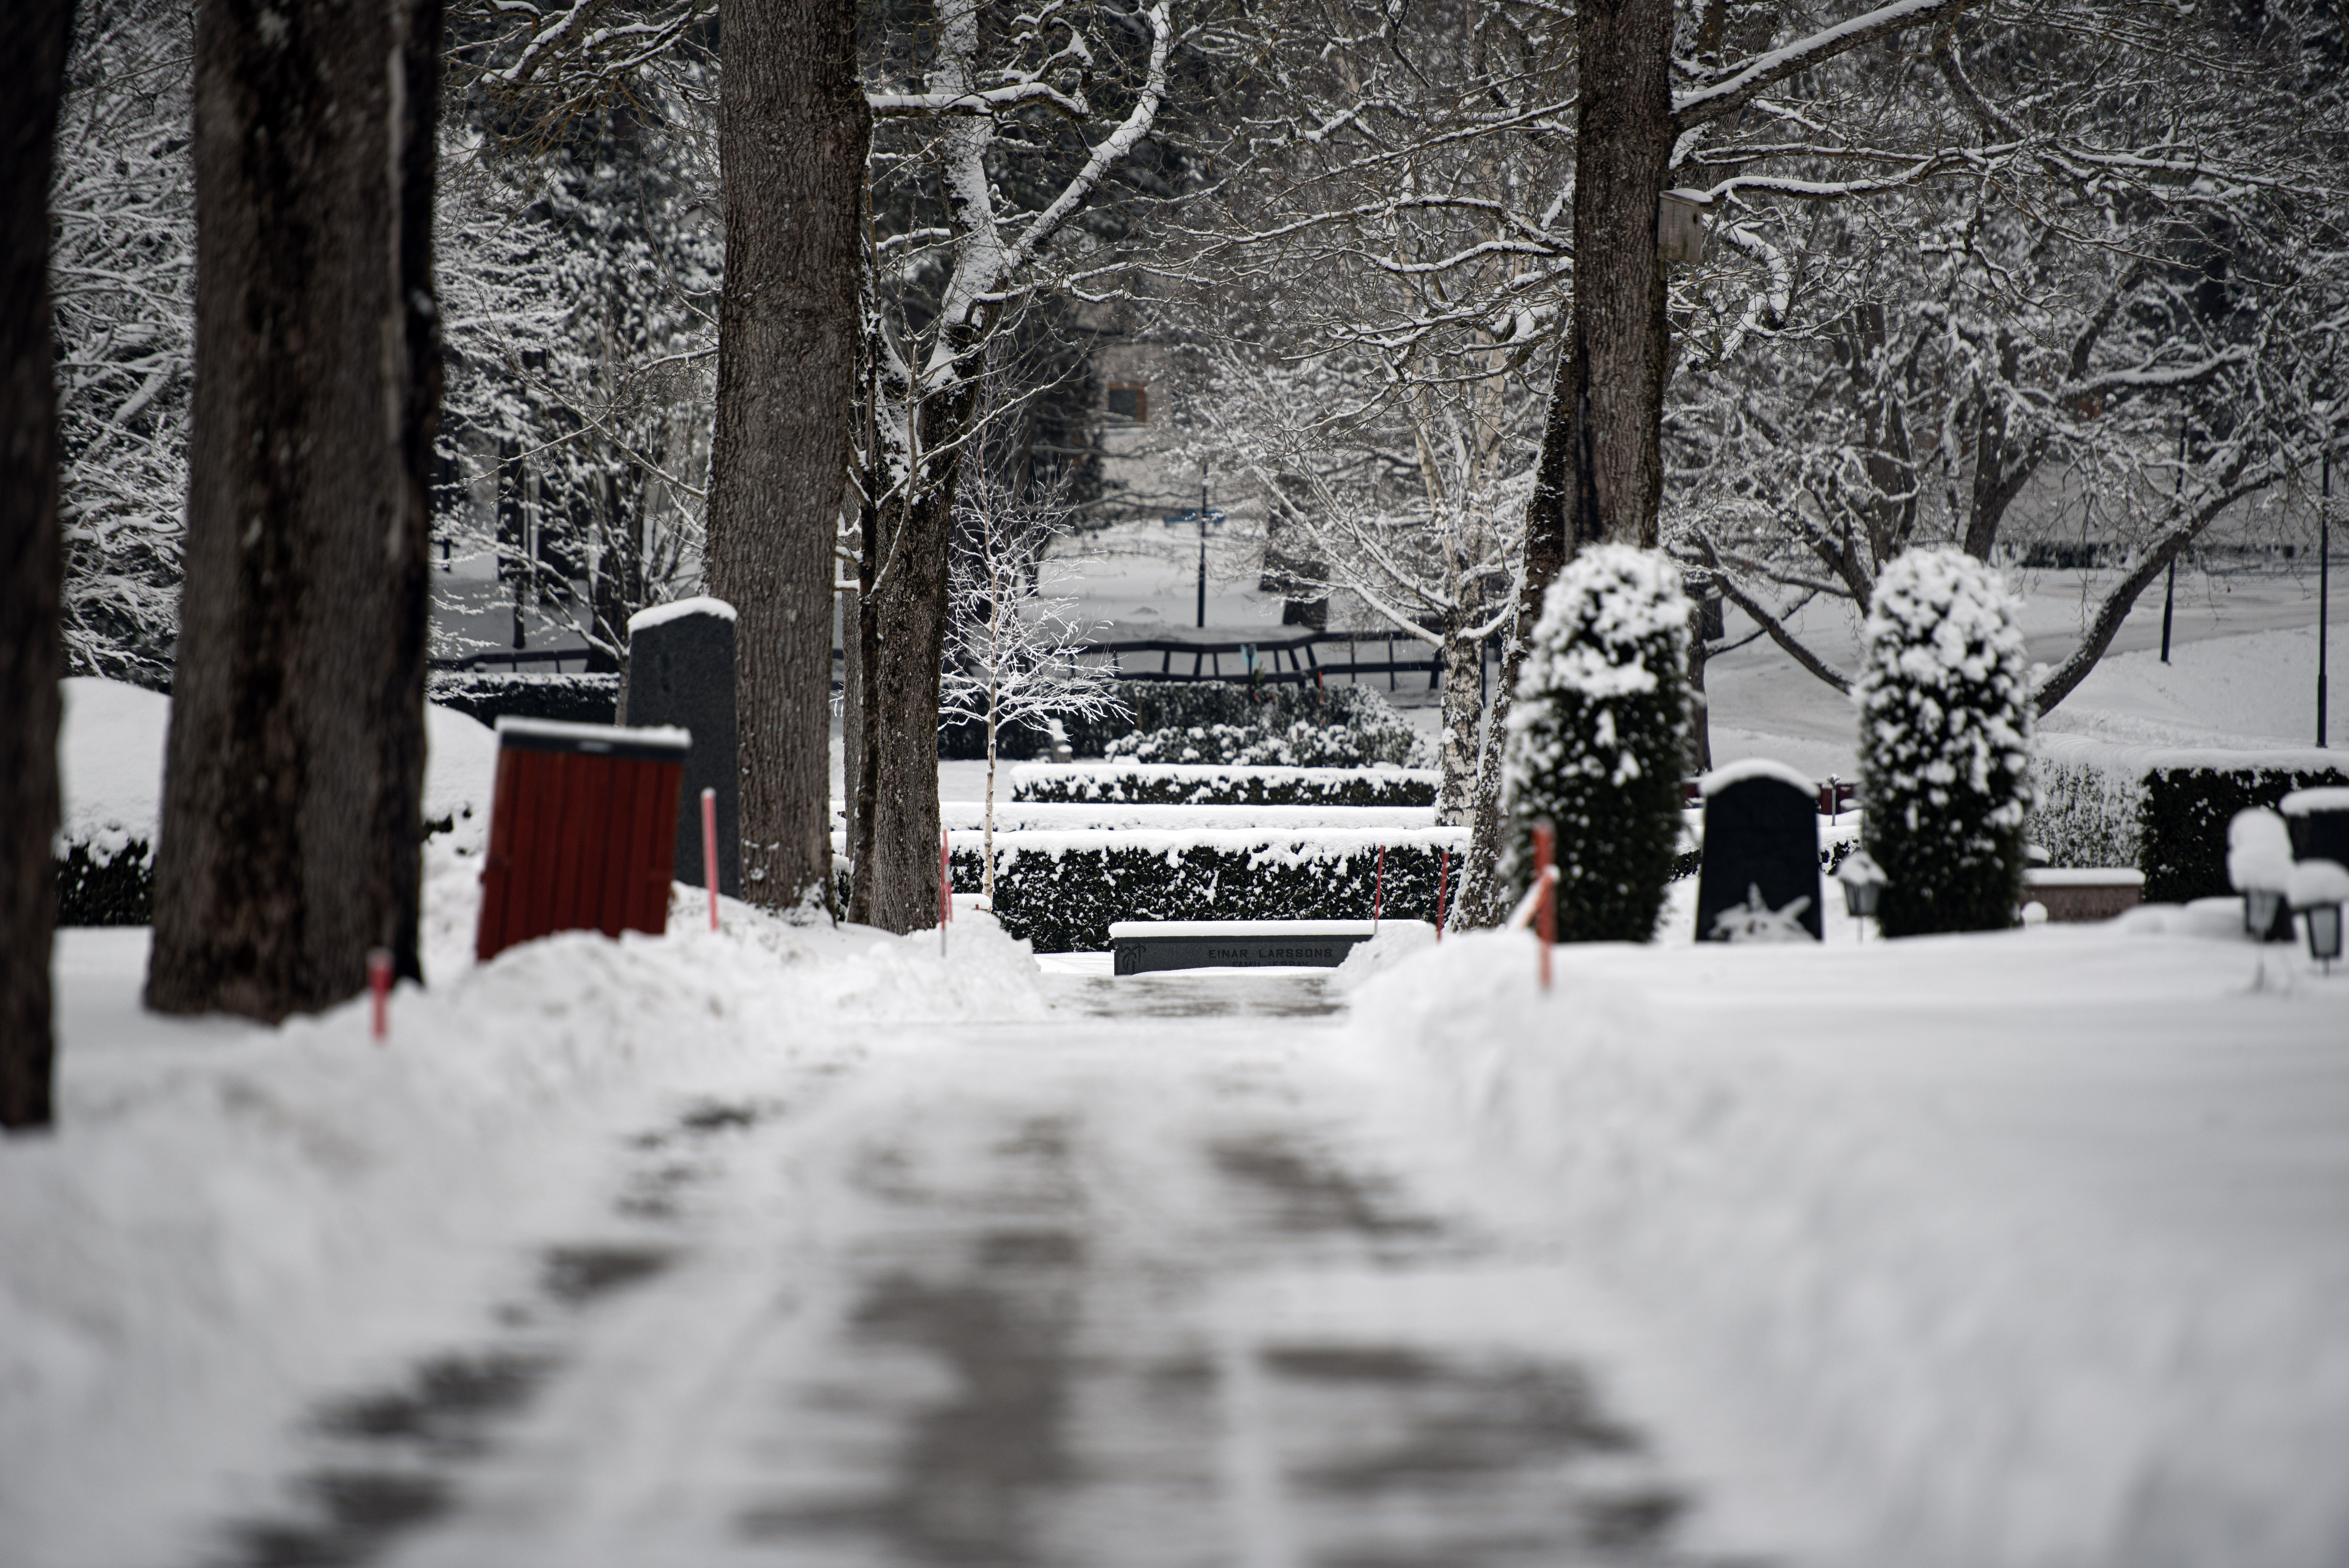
[210,973,1743,1568]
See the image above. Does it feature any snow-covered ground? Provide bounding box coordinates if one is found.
[1343,916,2349,1568]
[1701,570,2345,774]
[4,859,1057,1568]
[18,566,2349,1566]
[11,864,2349,1566]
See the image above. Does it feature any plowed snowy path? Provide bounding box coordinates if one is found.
[211,971,1724,1568]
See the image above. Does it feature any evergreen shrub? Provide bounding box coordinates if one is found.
[55,835,154,926]
[1856,547,2032,935]
[2028,735,2348,890]
[1501,545,1690,942]
[2140,763,2349,902]
[428,671,618,727]
[941,679,1422,760]
[950,829,1466,951]
[1010,763,1436,808]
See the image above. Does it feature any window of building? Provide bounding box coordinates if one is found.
[1106,384,1147,422]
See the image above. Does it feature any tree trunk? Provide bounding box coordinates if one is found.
[1435,619,1483,826]
[0,0,74,1128]
[705,0,869,916]
[848,388,977,931]
[839,581,860,886]
[1458,0,1675,927]
[1686,607,1714,773]
[982,678,999,906]
[145,0,442,1023]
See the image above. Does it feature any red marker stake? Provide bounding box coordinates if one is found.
[1531,822,1556,992]
[1372,844,1385,930]
[1435,849,1450,941]
[367,948,392,1043]
[701,788,719,932]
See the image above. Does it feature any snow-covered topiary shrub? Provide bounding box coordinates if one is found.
[1856,546,2032,935]
[1501,545,1691,941]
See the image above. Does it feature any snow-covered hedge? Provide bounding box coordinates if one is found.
[55,835,153,927]
[1107,716,1437,769]
[2030,734,2349,900]
[937,800,1433,831]
[948,826,1468,952]
[1104,681,1434,770]
[1010,761,1437,808]
[1858,549,2032,935]
[426,670,618,728]
[1501,545,1691,942]
[53,679,499,926]
[939,678,1414,760]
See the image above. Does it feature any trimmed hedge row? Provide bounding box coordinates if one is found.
[2029,736,2348,900]
[1011,762,1438,808]
[939,679,1414,760]
[56,836,154,927]
[56,814,474,928]
[428,671,618,727]
[2143,764,2349,902]
[949,827,1469,952]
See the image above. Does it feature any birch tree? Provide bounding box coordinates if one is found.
[939,460,1126,902]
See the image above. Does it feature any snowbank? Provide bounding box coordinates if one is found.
[1344,925,2349,1568]
[0,854,1048,1568]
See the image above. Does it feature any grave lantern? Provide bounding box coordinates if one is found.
[1837,848,1886,930]
[2227,807,2297,943]
[2287,858,2349,972]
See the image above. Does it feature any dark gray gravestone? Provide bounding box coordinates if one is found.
[1695,765,1822,942]
[2283,788,2349,867]
[622,596,738,898]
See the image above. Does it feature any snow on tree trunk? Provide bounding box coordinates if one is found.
[1436,622,1483,826]
[849,394,974,932]
[144,0,442,1022]
[1856,546,2033,937]
[706,0,870,918]
[1501,545,1690,943]
[0,0,73,1127]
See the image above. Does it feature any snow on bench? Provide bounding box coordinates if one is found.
[1107,918,1431,975]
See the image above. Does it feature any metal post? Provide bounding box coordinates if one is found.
[2322,452,2332,748]
[2162,418,2184,664]
[1196,479,1208,629]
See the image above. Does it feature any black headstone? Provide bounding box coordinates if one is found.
[2288,801,2349,866]
[622,597,738,898]
[1695,770,1823,942]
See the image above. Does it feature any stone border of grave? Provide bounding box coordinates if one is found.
[1108,918,1425,974]
[2021,866,2145,923]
